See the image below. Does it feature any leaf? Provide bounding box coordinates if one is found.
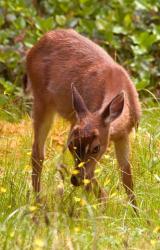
[55,15,66,26]
[6,14,16,22]
[35,17,54,32]
[132,32,157,49]
[0,78,15,94]
[131,45,147,55]
[135,80,149,90]
[123,14,132,27]
[0,94,8,106]
[95,18,107,31]
[154,174,160,182]
[113,26,127,35]
[79,0,89,4]
[0,15,4,28]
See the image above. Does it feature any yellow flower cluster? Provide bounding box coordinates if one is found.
[0,187,7,193]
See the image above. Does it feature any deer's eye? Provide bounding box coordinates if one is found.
[91,145,100,154]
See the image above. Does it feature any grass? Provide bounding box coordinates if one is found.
[0,103,160,250]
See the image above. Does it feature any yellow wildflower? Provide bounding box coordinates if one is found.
[10,232,15,238]
[24,165,31,172]
[72,169,79,175]
[104,155,110,160]
[94,168,101,174]
[78,162,85,168]
[74,227,80,232]
[74,197,81,202]
[83,179,91,185]
[93,204,97,210]
[34,238,45,248]
[150,240,156,246]
[153,226,160,233]
[29,206,38,212]
[80,199,86,206]
[0,187,7,193]
[110,192,117,198]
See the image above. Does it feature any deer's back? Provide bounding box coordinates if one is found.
[27,29,141,136]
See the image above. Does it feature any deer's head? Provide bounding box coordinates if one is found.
[68,85,124,187]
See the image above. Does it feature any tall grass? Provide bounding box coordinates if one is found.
[0,104,160,250]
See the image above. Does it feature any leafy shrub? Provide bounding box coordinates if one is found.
[0,0,160,117]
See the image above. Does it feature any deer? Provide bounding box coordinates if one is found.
[25,29,141,211]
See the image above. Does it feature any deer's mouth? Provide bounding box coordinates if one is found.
[71,175,82,186]
[70,167,85,186]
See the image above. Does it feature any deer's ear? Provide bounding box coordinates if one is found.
[101,91,125,124]
[71,84,89,119]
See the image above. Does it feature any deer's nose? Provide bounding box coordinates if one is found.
[71,175,81,186]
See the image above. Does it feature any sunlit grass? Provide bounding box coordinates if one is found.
[0,105,160,250]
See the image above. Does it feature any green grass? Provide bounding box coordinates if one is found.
[0,104,160,250]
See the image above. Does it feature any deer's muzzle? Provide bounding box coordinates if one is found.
[71,162,95,187]
[70,175,81,186]
[71,166,84,186]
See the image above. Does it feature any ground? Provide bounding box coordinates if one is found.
[0,104,160,250]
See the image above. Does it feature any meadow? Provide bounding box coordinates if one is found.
[0,101,160,250]
[0,0,160,249]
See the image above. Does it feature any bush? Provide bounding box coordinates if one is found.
[0,0,160,117]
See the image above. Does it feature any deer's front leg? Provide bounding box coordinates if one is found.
[32,102,54,193]
[114,135,137,212]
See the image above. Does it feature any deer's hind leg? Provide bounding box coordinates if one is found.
[32,99,54,194]
[114,135,137,212]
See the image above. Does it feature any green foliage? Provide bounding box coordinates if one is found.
[0,0,160,114]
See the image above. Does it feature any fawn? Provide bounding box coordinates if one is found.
[25,29,141,209]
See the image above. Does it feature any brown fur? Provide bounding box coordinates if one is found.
[26,29,141,210]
